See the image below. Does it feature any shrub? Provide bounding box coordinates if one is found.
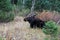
[0,11,14,22]
[42,21,58,40]
[43,21,58,35]
[0,0,12,11]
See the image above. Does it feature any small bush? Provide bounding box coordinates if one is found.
[42,21,58,40]
[0,11,14,22]
[43,21,58,35]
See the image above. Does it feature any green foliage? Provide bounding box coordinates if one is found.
[42,21,58,35]
[25,0,60,12]
[43,21,58,40]
[12,0,60,12]
[44,38,49,40]
[0,36,2,40]
[0,11,14,22]
[19,9,30,16]
[25,0,32,9]
[0,0,12,11]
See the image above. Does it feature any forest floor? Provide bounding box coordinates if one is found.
[0,16,46,40]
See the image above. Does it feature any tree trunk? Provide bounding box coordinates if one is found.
[31,0,35,13]
[27,0,36,17]
[22,0,25,9]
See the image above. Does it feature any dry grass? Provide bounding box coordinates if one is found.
[0,16,46,40]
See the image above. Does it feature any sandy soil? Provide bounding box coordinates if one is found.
[0,16,46,40]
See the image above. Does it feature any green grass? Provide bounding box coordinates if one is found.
[0,36,2,40]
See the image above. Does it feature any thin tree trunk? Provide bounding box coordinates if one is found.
[22,0,25,9]
[27,0,36,17]
[31,0,35,13]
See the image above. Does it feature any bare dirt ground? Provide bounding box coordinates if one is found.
[0,16,46,40]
